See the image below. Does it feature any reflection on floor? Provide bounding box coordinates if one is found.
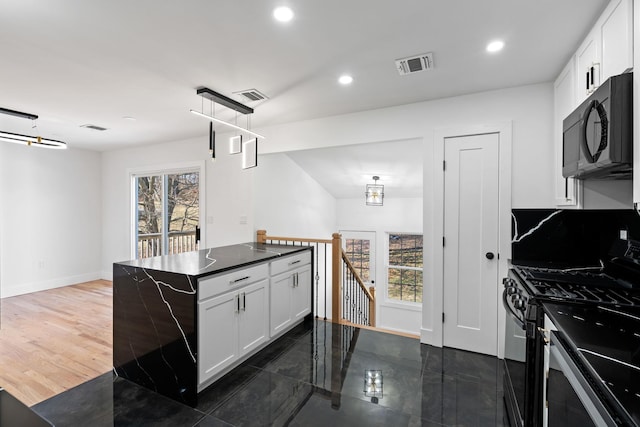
[33,319,507,426]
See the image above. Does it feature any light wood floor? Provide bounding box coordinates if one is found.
[0,280,113,407]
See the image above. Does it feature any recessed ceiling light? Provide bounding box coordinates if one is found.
[273,6,294,22]
[486,40,505,53]
[123,116,137,121]
[338,75,353,85]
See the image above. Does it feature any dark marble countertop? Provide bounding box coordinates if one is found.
[543,301,640,426]
[114,242,310,278]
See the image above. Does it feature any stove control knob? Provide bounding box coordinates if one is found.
[507,287,518,295]
[514,299,526,310]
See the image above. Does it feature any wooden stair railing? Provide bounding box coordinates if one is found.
[257,230,375,327]
[341,248,376,327]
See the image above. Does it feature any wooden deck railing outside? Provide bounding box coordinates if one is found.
[138,230,198,258]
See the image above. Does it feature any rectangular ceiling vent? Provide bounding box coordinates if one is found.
[395,52,434,76]
[233,89,269,102]
[80,124,108,131]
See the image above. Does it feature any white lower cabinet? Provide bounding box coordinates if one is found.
[197,248,312,390]
[291,265,311,321]
[198,278,268,386]
[270,264,311,337]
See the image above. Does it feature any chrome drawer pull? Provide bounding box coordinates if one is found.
[289,260,301,266]
[230,276,250,284]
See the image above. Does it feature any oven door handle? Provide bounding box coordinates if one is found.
[502,288,525,329]
[549,333,618,427]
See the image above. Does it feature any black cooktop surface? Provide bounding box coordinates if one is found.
[512,266,640,306]
[544,302,640,426]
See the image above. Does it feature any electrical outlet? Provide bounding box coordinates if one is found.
[239,215,247,225]
[620,229,628,240]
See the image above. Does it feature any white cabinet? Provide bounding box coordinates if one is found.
[553,0,633,208]
[238,280,269,355]
[198,272,269,386]
[600,0,633,82]
[270,253,312,338]
[291,265,312,321]
[197,248,312,390]
[575,29,600,102]
[198,291,239,383]
[575,0,633,103]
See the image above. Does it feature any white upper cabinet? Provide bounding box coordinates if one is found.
[576,29,600,103]
[600,0,634,82]
[553,0,633,208]
[574,0,633,104]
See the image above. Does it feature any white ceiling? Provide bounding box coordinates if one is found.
[0,0,607,153]
[285,138,424,199]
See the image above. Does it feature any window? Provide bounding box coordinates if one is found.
[134,170,200,259]
[345,238,371,282]
[387,233,423,303]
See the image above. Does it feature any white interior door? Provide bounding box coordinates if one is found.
[443,133,499,356]
[340,230,376,287]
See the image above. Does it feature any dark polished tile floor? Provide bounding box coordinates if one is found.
[32,319,508,426]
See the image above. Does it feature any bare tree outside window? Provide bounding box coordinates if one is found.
[387,234,423,303]
[136,172,200,258]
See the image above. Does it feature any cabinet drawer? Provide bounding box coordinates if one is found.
[198,263,268,302]
[270,251,311,277]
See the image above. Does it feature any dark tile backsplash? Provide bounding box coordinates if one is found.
[511,209,640,267]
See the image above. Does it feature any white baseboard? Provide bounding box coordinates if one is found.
[0,271,103,298]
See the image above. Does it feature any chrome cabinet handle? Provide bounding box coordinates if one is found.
[289,260,301,266]
[235,294,240,313]
[242,292,246,311]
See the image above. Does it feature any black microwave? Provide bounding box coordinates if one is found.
[562,72,632,179]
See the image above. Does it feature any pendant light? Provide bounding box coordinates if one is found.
[0,107,67,149]
[365,176,384,206]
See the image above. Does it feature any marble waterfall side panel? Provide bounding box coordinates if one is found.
[113,263,197,406]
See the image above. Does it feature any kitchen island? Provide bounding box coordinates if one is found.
[113,242,313,407]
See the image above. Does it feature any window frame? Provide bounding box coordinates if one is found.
[385,232,424,305]
[129,161,206,260]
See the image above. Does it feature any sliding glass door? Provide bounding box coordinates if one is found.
[134,170,200,259]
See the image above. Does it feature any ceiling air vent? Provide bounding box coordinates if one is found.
[80,124,108,131]
[233,89,269,102]
[395,52,434,76]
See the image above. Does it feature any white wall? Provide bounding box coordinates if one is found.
[257,83,555,209]
[337,197,423,335]
[101,135,254,279]
[251,83,555,345]
[0,143,102,297]
[253,153,337,318]
[1,83,556,304]
[253,153,336,238]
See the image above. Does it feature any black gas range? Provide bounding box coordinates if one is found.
[504,261,640,427]
[505,209,640,427]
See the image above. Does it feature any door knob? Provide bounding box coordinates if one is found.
[485,252,495,260]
